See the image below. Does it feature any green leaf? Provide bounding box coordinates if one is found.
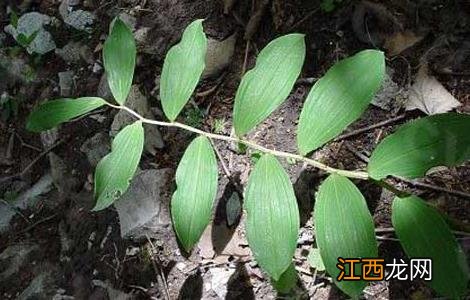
[160,20,207,121]
[392,196,469,298]
[26,97,106,132]
[245,154,300,280]
[103,18,136,105]
[93,121,144,211]
[307,248,325,272]
[272,263,297,294]
[314,174,377,297]
[10,10,19,28]
[297,50,385,155]
[171,136,218,252]
[233,34,305,136]
[368,113,470,180]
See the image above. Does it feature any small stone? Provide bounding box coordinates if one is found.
[4,12,56,54]
[134,27,150,47]
[175,262,186,271]
[371,67,406,112]
[203,34,236,78]
[92,62,102,73]
[64,10,94,31]
[0,243,40,281]
[40,128,59,148]
[210,268,236,299]
[114,169,172,239]
[55,41,92,64]
[19,267,59,300]
[58,71,74,97]
[125,246,140,256]
[80,132,111,167]
[118,13,137,31]
[59,1,94,31]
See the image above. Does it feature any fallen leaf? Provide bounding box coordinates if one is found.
[197,223,250,264]
[384,30,424,56]
[406,66,461,115]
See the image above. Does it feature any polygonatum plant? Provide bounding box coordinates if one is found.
[26,17,470,297]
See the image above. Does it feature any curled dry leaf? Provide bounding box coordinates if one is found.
[406,66,461,115]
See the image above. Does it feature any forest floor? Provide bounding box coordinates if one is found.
[0,0,469,299]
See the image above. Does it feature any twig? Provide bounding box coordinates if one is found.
[106,102,369,180]
[210,139,231,178]
[15,132,42,152]
[286,8,320,32]
[343,142,470,199]
[242,41,250,76]
[146,235,171,300]
[335,114,406,141]
[0,140,63,184]
[0,199,30,224]
[196,76,224,98]
[18,214,57,234]
[396,176,470,199]
[375,227,470,237]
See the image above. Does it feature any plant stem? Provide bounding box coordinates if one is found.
[106,102,369,180]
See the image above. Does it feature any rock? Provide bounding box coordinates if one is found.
[58,71,74,97]
[55,41,93,64]
[80,132,111,167]
[371,67,407,112]
[64,10,95,31]
[114,169,172,239]
[19,266,59,300]
[210,267,236,299]
[40,128,59,148]
[134,27,151,48]
[118,13,137,31]
[110,85,164,154]
[92,280,133,300]
[97,73,113,100]
[0,173,53,232]
[49,152,78,196]
[202,34,236,78]
[0,203,16,233]
[0,243,40,281]
[16,173,54,209]
[59,0,94,31]
[297,227,314,245]
[92,62,102,73]
[0,51,34,89]
[4,12,56,54]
